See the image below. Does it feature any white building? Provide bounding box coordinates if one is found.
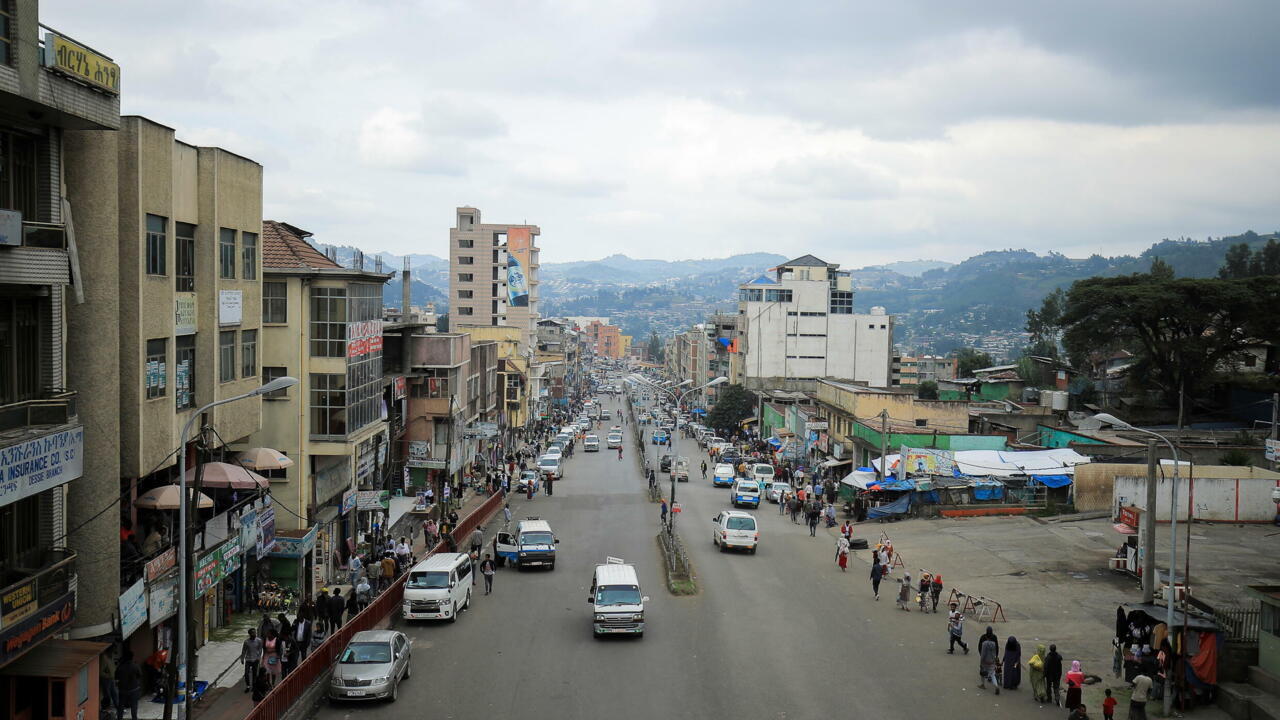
[735,254,893,390]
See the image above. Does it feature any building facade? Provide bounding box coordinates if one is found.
[448,207,542,351]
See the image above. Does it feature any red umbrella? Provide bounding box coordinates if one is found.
[183,461,269,490]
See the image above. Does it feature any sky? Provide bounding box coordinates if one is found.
[47,0,1280,268]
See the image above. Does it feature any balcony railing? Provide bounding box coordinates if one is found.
[0,548,76,612]
[0,390,77,434]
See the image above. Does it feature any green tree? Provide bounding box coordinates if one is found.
[1059,271,1280,427]
[1219,242,1253,279]
[647,331,664,363]
[1025,287,1066,358]
[916,380,939,400]
[955,348,994,378]
[706,384,756,435]
[436,313,449,333]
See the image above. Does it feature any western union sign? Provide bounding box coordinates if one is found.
[42,32,120,94]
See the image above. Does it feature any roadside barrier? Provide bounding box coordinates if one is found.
[243,490,505,720]
[945,588,1007,622]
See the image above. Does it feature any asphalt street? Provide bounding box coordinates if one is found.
[314,396,1076,720]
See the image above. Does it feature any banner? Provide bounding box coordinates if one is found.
[194,540,242,595]
[899,447,955,477]
[0,426,85,507]
[356,490,390,511]
[256,507,276,560]
[240,508,258,553]
[147,572,178,626]
[118,577,147,639]
[506,227,531,307]
[0,592,74,666]
[145,547,176,581]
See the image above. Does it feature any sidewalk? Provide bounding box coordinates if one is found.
[187,487,496,720]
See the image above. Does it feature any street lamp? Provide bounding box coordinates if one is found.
[642,376,726,536]
[176,376,298,719]
[1093,412,1181,716]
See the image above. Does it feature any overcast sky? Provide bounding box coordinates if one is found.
[49,0,1280,267]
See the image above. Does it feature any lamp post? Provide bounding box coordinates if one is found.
[641,376,726,535]
[1092,413,1181,716]
[176,376,298,720]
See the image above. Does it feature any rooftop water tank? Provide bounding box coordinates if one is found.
[869,306,887,316]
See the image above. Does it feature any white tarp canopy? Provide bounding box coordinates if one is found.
[840,470,880,490]
[868,448,1091,478]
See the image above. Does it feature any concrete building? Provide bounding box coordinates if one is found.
[448,207,541,351]
[250,221,391,591]
[585,319,624,359]
[735,254,894,391]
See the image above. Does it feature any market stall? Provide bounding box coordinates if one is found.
[1118,603,1221,711]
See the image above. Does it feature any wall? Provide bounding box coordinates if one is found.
[817,380,970,432]
[1075,462,1280,515]
[1038,424,1111,449]
[1114,473,1280,523]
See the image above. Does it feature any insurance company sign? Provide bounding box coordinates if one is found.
[0,426,84,509]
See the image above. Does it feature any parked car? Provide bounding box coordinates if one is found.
[537,454,563,480]
[607,433,623,448]
[329,630,413,702]
[751,463,776,486]
[711,510,758,554]
[659,454,674,473]
[766,481,791,503]
[584,435,600,452]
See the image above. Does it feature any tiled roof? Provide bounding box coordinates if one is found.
[262,221,341,269]
[781,254,830,267]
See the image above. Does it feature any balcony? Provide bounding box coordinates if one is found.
[21,222,67,249]
[0,548,77,619]
[0,390,78,440]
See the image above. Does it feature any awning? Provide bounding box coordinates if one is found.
[822,457,853,468]
[766,438,782,448]
[1029,474,1072,488]
[740,418,756,427]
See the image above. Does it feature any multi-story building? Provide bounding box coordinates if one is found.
[735,254,893,391]
[0,3,117,701]
[66,115,267,662]
[894,354,959,386]
[448,207,541,351]
[460,325,529,438]
[251,221,391,591]
[584,320,624,359]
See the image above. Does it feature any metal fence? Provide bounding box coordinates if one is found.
[243,490,505,720]
[1213,603,1261,643]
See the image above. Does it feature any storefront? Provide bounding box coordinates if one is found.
[0,639,109,720]
[192,539,241,646]
[269,525,319,595]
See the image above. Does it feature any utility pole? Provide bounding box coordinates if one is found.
[1141,439,1157,604]
[879,410,889,481]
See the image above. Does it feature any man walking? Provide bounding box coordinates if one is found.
[115,649,143,720]
[979,633,1000,693]
[1044,644,1064,706]
[348,554,363,588]
[806,505,820,536]
[660,498,669,526]
[239,629,263,693]
[293,616,312,661]
[470,527,485,559]
[502,503,512,529]
[480,553,497,595]
[1128,671,1151,719]
[328,587,346,629]
[947,603,970,654]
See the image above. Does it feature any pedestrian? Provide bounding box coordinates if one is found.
[396,536,412,569]
[1068,704,1090,720]
[328,587,345,628]
[348,554,363,588]
[1028,643,1048,702]
[503,503,512,528]
[276,612,292,644]
[1101,688,1116,720]
[660,498,669,526]
[896,572,912,611]
[470,527,484,558]
[806,507,819,537]
[947,603,969,654]
[115,649,142,720]
[355,575,371,609]
[979,632,1000,693]
[617,445,623,460]
[262,628,282,688]
[701,460,707,479]
[870,557,884,599]
[251,666,270,703]
[100,648,120,718]
[257,612,278,641]
[1002,636,1022,690]
[345,588,359,618]
[293,615,312,661]
[1043,643,1063,705]
[1064,660,1085,710]
[381,553,396,589]
[1128,672,1151,720]
[930,573,943,613]
[480,553,496,595]
[836,535,850,571]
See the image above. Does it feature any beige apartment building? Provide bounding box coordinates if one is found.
[459,324,529,436]
[65,115,266,657]
[448,206,542,352]
[252,221,391,590]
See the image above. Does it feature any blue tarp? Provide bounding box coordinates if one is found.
[766,437,782,448]
[1029,474,1072,488]
[717,337,732,348]
[867,493,911,519]
[868,479,916,492]
[972,480,1005,501]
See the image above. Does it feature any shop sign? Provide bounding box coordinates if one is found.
[0,426,84,509]
[239,509,258,553]
[346,320,384,358]
[393,376,407,400]
[1,577,37,630]
[147,572,178,627]
[256,507,276,560]
[805,421,828,432]
[899,446,955,477]
[832,442,846,459]
[463,422,499,439]
[419,457,447,470]
[1266,438,1279,462]
[1118,505,1141,529]
[194,540,241,595]
[356,489,390,511]
[118,577,148,639]
[314,458,350,506]
[270,526,319,559]
[407,441,431,468]
[174,294,197,335]
[340,488,357,516]
[42,32,121,94]
[218,290,243,326]
[0,592,75,666]
[144,546,176,581]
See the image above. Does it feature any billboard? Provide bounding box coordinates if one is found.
[506,227,531,308]
[899,447,956,477]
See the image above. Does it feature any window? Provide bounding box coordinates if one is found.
[175,336,196,410]
[263,281,287,323]
[310,286,347,357]
[492,248,500,264]
[241,329,257,378]
[800,311,825,317]
[261,366,289,398]
[0,2,12,65]
[219,331,236,382]
[764,289,793,302]
[146,214,167,275]
[491,299,498,314]
[310,373,347,436]
[0,132,38,219]
[491,282,498,298]
[0,296,41,404]
[458,238,474,249]
[458,306,474,315]
[830,290,853,314]
[219,228,236,279]
[145,338,167,399]
[457,273,473,282]
[175,222,196,291]
[242,231,258,280]
[458,256,475,265]
[457,290,473,299]
[738,288,763,302]
[411,369,453,398]
[491,266,498,280]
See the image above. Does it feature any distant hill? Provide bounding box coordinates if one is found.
[541,252,787,285]
[864,259,953,277]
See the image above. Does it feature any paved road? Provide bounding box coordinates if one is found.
[315,396,1071,720]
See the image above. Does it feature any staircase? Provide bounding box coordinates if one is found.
[1220,666,1280,720]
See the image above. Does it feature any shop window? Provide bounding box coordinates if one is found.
[175,335,196,409]
[145,338,167,399]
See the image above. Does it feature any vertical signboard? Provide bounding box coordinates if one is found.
[256,507,276,560]
[118,577,148,639]
[506,227,531,307]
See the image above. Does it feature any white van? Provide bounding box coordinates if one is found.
[731,479,762,509]
[584,435,600,452]
[495,518,558,570]
[588,558,648,637]
[402,553,472,622]
[751,463,776,485]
